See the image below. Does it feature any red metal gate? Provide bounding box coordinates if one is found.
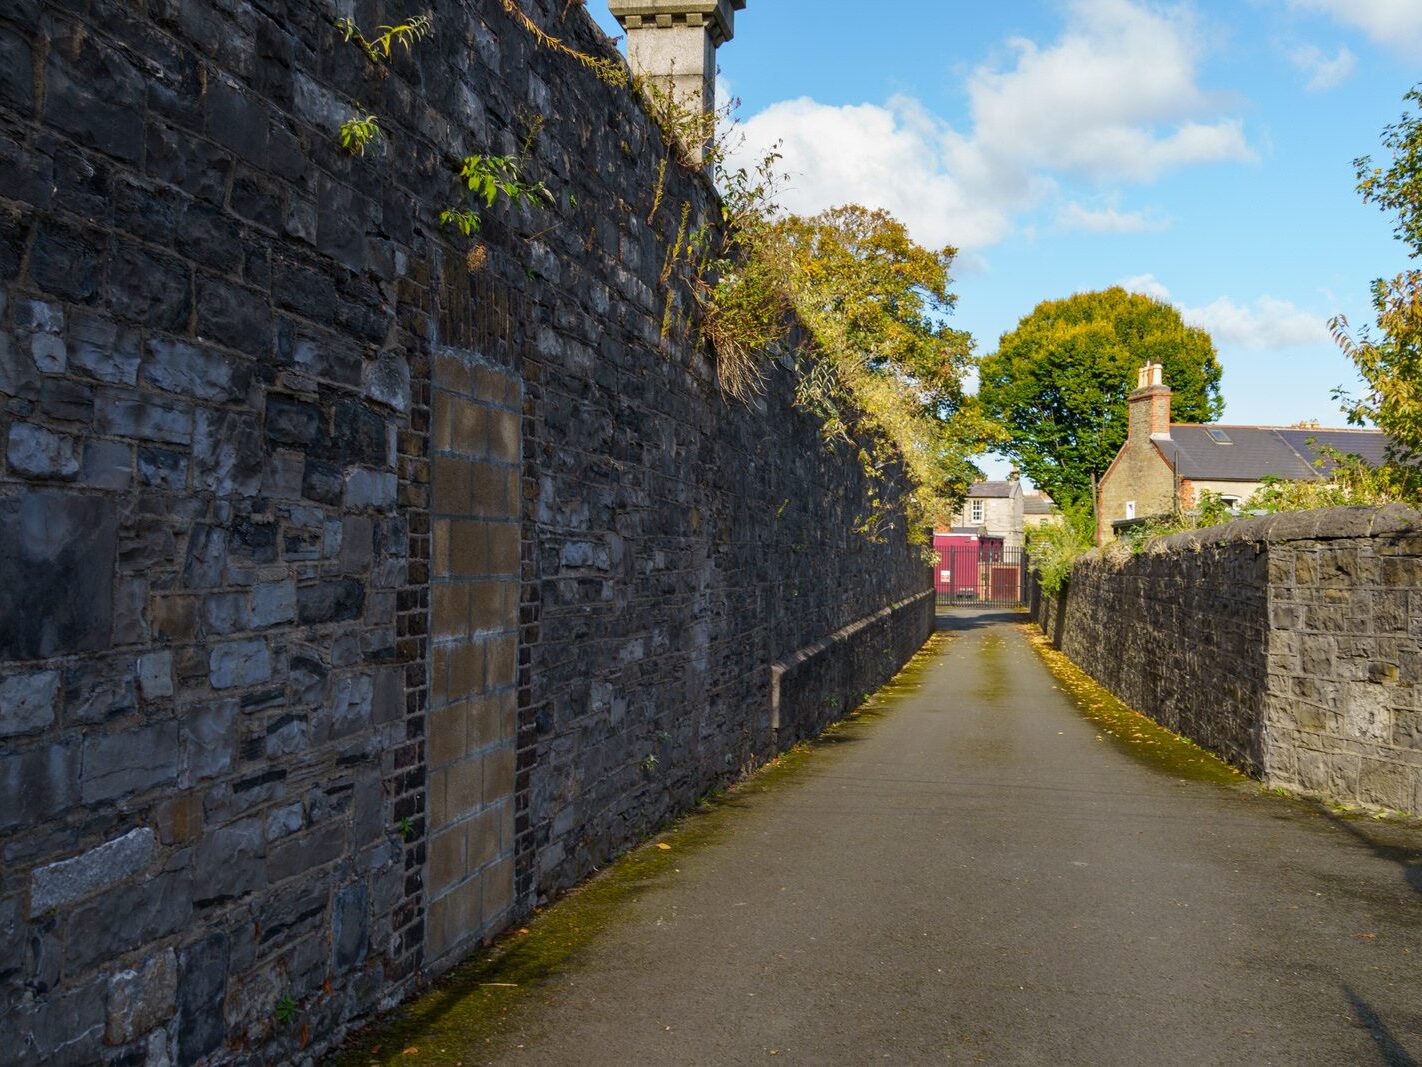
[933,536,1025,607]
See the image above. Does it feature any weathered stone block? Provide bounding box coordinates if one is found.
[1359,757,1412,810]
[81,722,180,803]
[29,219,102,304]
[193,819,265,905]
[110,243,191,330]
[176,933,228,1064]
[328,400,388,467]
[136,652,174,700]
[96,392,192,445]
[0,491,116,660]
[181,702,237,782]
[80,438,131,489]
[0,742,79,831]
[343,469,396,510]
[65,869,192,973]
[331,882,368,974]
[265,821,346,883]
[250,580,296,628]
[297,579,365,625]
[30,827,156,915]
[209,639,272,689]
[265,802,304,841]
[105,947,177,1045]
[0,668,58,737]
[367,351,411,414]
[68,312,141,385]
[7,423,80,480]
[30,332,66,374]
[141,340,247,406]
[265,394,321,448]
[195,275,270,356]
[14,978,106,1065]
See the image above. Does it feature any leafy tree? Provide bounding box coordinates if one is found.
[977,288,1223,509]
[777,206,974,416]
[773,206,1002,521]
[1332,84,1422,489]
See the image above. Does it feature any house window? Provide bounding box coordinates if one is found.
[1125,501,1136,520]
[1219,495,1241,508]
[1207,428,1233,444]
[970,500,984,524]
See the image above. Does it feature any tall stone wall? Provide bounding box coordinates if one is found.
[1034,506,1422,814]
[0,0,933,1062]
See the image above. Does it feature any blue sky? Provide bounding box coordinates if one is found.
[588,1,1422,477]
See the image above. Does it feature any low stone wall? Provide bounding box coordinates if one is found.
[1034,506,1422,815]
[771,590,935,748]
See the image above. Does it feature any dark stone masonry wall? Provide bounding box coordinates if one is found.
[0,0,932,1062]
[1034,506,1422,815]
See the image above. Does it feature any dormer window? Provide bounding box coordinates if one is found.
[1207,428,1232,444]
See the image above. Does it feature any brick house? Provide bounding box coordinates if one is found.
[1095,364,1389,544]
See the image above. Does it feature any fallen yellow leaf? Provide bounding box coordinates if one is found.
[657,843,672,850]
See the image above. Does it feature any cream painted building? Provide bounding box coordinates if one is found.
[946,478,1026,548]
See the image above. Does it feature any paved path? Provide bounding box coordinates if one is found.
[376,613,1422,1065]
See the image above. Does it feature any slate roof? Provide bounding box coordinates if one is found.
[966,480,1018,498]
[1276,428,1391,472]
[1023,495,1056,515]
[1154,425,1388,482]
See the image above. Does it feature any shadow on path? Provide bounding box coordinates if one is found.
[1346,987,1420,1067]
[1309,800,1422,901]
[936,608,1028,632]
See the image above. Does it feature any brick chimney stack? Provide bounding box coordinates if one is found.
[1127,362,1171,442]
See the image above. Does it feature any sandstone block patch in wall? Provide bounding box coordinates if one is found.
[425,346,522,971]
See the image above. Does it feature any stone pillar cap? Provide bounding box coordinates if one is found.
[608,0,748,46]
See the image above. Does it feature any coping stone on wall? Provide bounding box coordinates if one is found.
[1110,505,1422,559]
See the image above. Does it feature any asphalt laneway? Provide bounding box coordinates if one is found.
[382,612,1422,1065]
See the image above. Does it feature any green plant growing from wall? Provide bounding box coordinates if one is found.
[337,112,382,155]
[334,13,433,64]
[328,8,559,263]
[440,153,552,241]
[439,207,482,237]
[459,154,551,210]
[274,995,298,1026]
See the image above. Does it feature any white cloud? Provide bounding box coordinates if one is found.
[1290,1,1422,57]
[965,0,1252,183]
[730,0,1252,249]
[1119,275,1330,348]
[1119,272,1174,302]
[1057,200,1169,233]
[1287,44,1356,91]
[1185,296,1330,348]
[735,96,1028,249]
